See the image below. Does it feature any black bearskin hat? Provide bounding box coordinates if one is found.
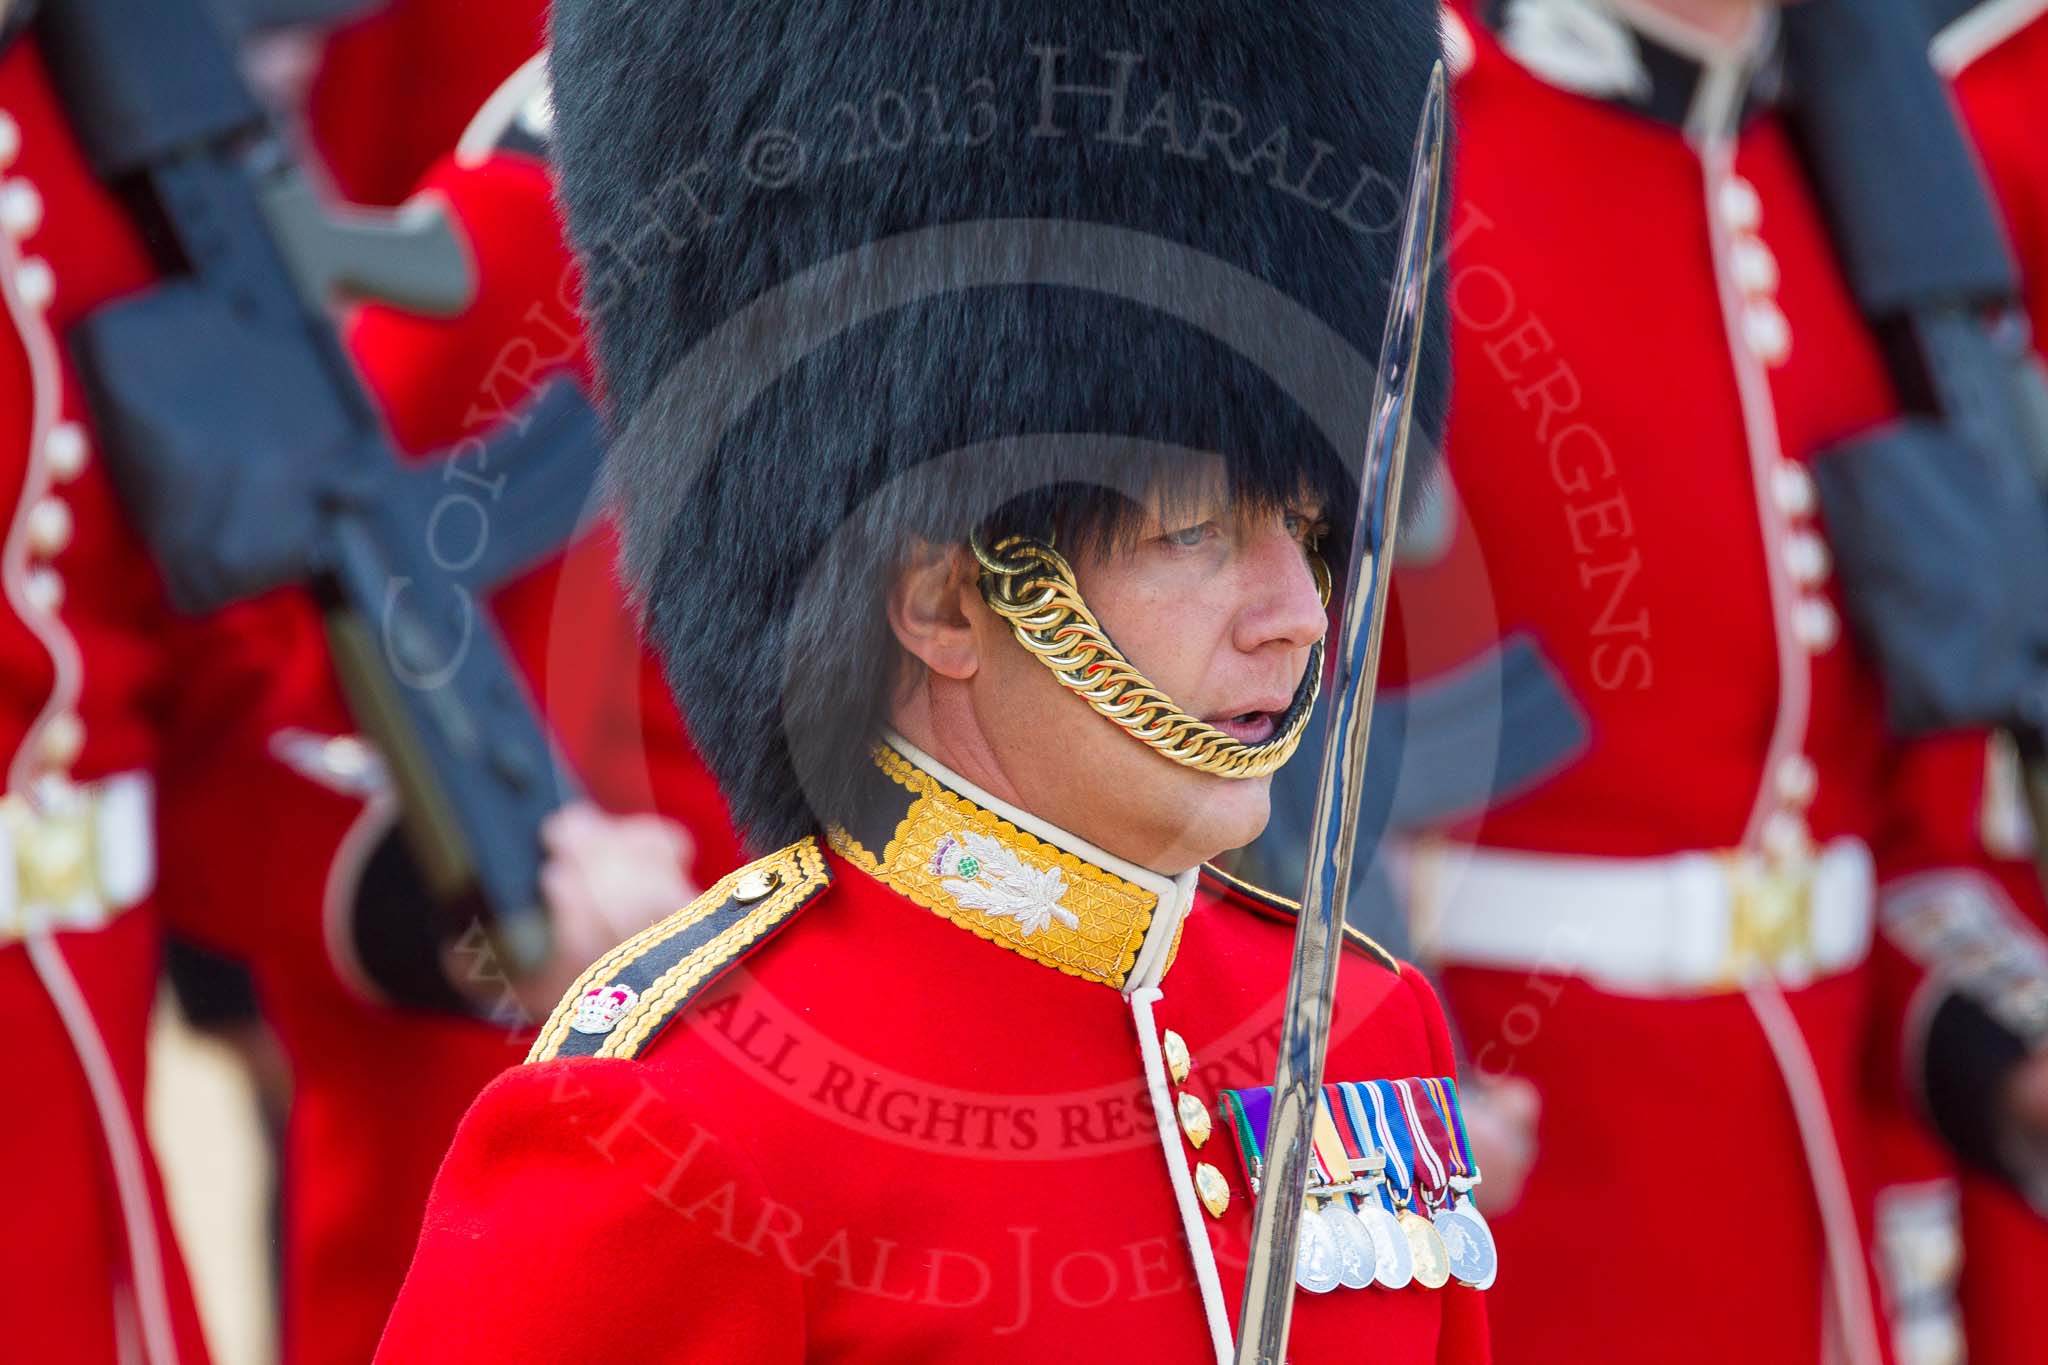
[550,0,1450,852]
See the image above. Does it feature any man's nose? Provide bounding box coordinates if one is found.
[1236,524,1330,654]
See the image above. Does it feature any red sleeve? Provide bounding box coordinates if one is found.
[1401,966,1493,1364]
[346,153,591,455]
[1870,731,2048,1176]
[375,1060,805,1363]
[152,587,361,962]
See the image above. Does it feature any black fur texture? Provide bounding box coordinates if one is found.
[550,0,1451,851]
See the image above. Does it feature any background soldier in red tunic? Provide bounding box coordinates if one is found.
[1385,3,2048,1364]
[0,9,720,1358]
[0,13,272,1360]
[152,55,752,1365]
[1911,7,2048,1361]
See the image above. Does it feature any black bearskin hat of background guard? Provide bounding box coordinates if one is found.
[549,0,1451,853]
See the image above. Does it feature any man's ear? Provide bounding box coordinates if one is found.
[887,541,980,681]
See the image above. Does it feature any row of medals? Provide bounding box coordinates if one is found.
[1289,1170,1498,1295]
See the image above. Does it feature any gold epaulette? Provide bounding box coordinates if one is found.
[527,838,832,1064]
[1198,863,1403,975]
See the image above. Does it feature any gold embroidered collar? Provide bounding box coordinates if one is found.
[828,735,1195,993]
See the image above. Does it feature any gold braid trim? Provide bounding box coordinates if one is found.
[597,840,828,1061]
[525,840,828,1063]
[1199,862,1401,975]
[971,533,1325,779]
[525,887,733,1064]
[829,746,1159,989]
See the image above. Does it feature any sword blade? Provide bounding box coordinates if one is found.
[1233,62,1449,1365]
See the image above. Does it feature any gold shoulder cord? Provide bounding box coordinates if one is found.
[971,531,1328,779]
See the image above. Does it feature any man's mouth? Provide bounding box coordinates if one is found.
[1205,698,1292,746]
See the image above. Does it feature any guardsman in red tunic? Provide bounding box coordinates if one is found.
[1907,7,2048,1362]
[0,11,228,1362]
[1386,4,2048,1364]
[375,1,1494,1359]
[151,55,751,1365]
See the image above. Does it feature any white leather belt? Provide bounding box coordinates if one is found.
[1406,836,1876,997]
[0,771,154,943]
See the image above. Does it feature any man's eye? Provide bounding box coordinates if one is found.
[1162,523,1215,548]
[1285,511,1328,545]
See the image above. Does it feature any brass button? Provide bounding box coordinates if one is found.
[1784,530,1830,587]
[15,255,53,310]
[1193,1162,1230,1218]
[1774,754,1819,808]
[1731,237,1779,295]
[1162,1028,1191,1084]
[1793,596,1839,653]
[24,566,62,614]
[1177,1091,1213,1148]
[36,712,83,768]
[1718,175,1762,232]
[26,497,69,556]
[44,422,88,481]
[733,867,780,904]
[0,179,42,239]
[1772,462,1817,519]
[1742,299,1792,367]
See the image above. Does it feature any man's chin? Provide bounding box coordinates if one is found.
[1135,770,1272,873]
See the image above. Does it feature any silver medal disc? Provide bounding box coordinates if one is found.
[1458,1203,1507,1285]
[1433,1206,1493,1287]
[1324,1205,1376,1289]
[1293,1205,1344,1294]
[1356,1203,1414,1289]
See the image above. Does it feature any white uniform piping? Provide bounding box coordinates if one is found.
[1745,980,1886,1365]
[28,930,181,1364]
[0,181,81,795]
[321,789,402,1007]
[454,51,550,167]
[1132,985,1234,1365]
[1687,126,1810,850]
[1931,0,2048,76]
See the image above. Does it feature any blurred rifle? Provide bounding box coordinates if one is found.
[41,0,604,975]
[1786,0,2048,885]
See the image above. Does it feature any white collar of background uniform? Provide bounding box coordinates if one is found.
[1495,0,1781,139]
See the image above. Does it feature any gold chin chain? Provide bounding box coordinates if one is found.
[969,531,1327,779]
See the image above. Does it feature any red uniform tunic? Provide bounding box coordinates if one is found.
[1927,8,2048,1363]
[0,32,216,1365]
[1388,8,2048,1365]
[153,67,747,1365]
[376,740,1492,1363]
[305,0,548,207]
